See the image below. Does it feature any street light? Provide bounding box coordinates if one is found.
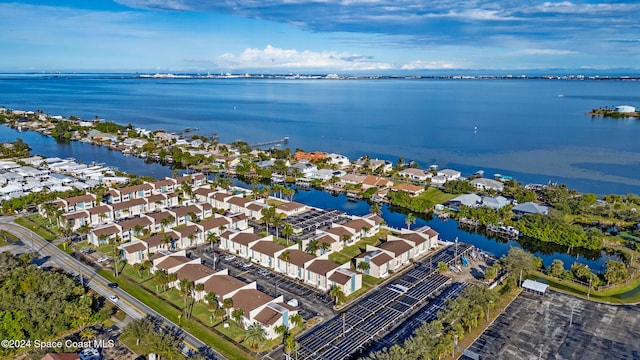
[487,300,493,322]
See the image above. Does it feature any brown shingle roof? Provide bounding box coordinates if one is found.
[175,225,201,237]
[231,232,260,246]
[199,216,231,231]
[141,231,179,247]
[306,259,341,275]
[146,211,174,223]
[231,289,273,314]
[359,250,393,266]
[89,204,111,215]
[176,263,215,282]
[254,306,281,326]
[153,179,176,188]
[92,224,120,236]
[156,256,190,270]
[392,183,424,193]
[194,187,215,197]
[171,205,202,218]
[64,194,95,206]
[277,201,306,212]
[328,269,352,285]
[379,240,413,256]
[250,241,286,257]
[326,226,354,238]
[64,210,89,220]
[147,193,167,203]
[227,196,250,207]
[280,249,315,267]
[119,217,152,232]
[111,197,147,211]
[342,219,373,233]
[119,183,153,194]
[203,274,246,297]
[247,203,264,211]
[122,242,146,253]
[399,232,428,246]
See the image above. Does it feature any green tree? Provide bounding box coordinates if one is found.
[282,223,294,245]
[357,261,370,274]
[405,213,416,230]
[244,323,266,350]
[550,259,565,277]
[231,308,245,325]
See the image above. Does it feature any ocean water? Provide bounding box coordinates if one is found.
[0,76,639,194]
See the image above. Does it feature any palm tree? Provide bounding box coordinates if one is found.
[222,298,233,319]
[280,250,291,275]
[133,224,144,237]
[194,283,205,301]
[272,212,285,239]
[370,203,382,215]
[342,234,352,247]
[179,279,195,318]
[155,270,169,292]
[133,263,143,278]
[207,231,218,251]
[160,215,175,231]
[244,323,266,351]
[274,324,289,340]
[305,239,319,255]
[319,241,331,255]
[77,223,91,242]
[362,226,370,238]
[357,261,370,274]
[79,327,96,341]
[214,307,226,321]
[143,260,152,277]
[282,223,293,245]
[329,284,346,305]
[405,213,416,230]
[289,313,303,328]
[204,292,218,310]
[231,308,244,325]
[284,334,300,358]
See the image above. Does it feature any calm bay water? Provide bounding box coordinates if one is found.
[0,76,639,194]
[0,75,637,268]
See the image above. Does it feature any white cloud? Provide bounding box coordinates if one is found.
[401,60,457,70]
[515,49,579,56]
[214,45,393,70]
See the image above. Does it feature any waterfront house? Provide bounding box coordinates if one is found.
[327,153,350,168]
[398,168,431,181]
[362,175,393,190]
[430,175,447,186]
[389,227,439,258]
[290,161,318,178]
[340,173,366,186]
[482,196,511,210]
[471,178,505,192]
[447,194,482,210]
[391,182,425,196]
[615,105,636,113]
[437,169,462,181]
[512,202,549,216]
[294,151,327,162]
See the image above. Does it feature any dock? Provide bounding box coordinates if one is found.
[250,137,289,148]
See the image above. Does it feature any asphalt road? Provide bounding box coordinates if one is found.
[0,216,224,360]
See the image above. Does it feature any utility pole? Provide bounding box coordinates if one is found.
[587,278,592,298]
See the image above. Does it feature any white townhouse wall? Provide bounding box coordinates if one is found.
[88,205,113,225]
[146,211,178,233]
[63,210,90,230]
[121,241,148,265]
[219,228,260,256]
[151,178,177,194]
[111,198,147,220]
[88,224,122,246]
[118,217,153,242]
[117,183,154,201]
[340,217,380,241]
[198,215,232,239]
[276,248,316,280]
[56,194,97,213]
[175,224,204,248]
[323,225,357,246]
[250,240,288,269]
[133,230,180,254]
[355,248,394,278]
[328,267,362,297]
[387,227,439,259]
[151,250,200,274]
[304,255,347,291]
[378,239,415,270]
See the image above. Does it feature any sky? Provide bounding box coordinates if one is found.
[1,0,639,73]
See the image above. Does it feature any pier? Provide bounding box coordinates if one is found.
[458,217,480,228]
[250,136,289,148]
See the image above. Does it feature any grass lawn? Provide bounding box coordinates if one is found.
[362,274,381,287]
[329,252,352,265]
[121,264,154,282]
[98,269,252,360]
[422,187,457,205]
[0,230,20,245]
[216,322,246,342]
[57,243,75,254]
[532,270,640,304]
[15,215,59,241]
[266,199,285,207]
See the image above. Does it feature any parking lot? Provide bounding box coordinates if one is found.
[191,246,337,321]
[462,290,640,360]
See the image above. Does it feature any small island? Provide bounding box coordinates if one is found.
[588,105,638,118]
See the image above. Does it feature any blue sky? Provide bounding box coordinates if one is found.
[1,0,639,73]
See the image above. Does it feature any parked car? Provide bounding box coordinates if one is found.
[241,262,253,269]
[223,255,236,261]
[97,257,110,263]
